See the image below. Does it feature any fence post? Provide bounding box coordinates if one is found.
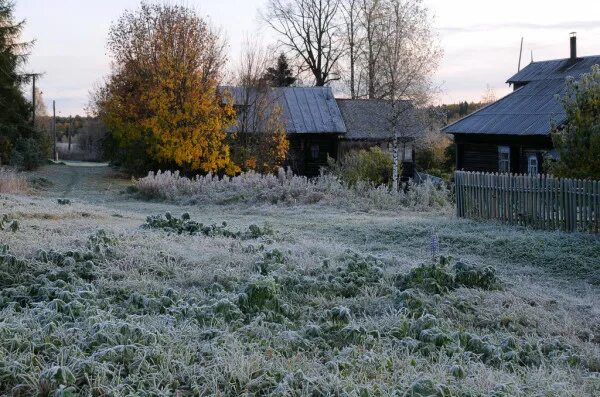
[455,171,462,218]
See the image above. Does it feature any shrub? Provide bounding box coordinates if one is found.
[242,277,281,313]
[328,147,397,187]
[0,214,19,232]
[133,169,453,212]
[398,256,500,294]
[10,137,48,170]
[414,131,455,180]
[453,262,500,290]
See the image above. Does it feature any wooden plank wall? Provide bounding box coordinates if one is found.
[455,171,600,233]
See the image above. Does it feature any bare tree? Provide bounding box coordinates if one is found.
[377,0,442,189]
[359,0,387,99]
[230,39,289,173]
[33,88,52,133]
[480,84,497,104]
[264,0,344,86]
[340,0,362,98]
[235,37,270,134]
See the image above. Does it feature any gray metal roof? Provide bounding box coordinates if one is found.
[223,86,346,134]
[336,99,422,140]
[507,56,600,83]
[443,56,600,136]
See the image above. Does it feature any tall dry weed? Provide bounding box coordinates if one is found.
[0,167,27,194]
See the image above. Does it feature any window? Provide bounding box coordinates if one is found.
[528,154,539,175]
[403,143,413,162]
[310,144,320,160]
[498,146,510,173]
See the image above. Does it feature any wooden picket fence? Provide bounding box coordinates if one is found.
[455,171,600,232]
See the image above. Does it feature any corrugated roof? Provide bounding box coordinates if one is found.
[443,55,600,136]
[507,56,600,83]
[222,86,346,134]
[336,99,422,140]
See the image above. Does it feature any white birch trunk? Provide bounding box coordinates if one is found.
[392,136,399,192]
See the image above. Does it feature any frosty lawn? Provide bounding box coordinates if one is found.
[0,167,598,395]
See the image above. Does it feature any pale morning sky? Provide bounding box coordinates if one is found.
[14,0,600,116]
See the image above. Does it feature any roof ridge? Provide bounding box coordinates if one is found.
[507,55,600,83]
[441,86,526,133]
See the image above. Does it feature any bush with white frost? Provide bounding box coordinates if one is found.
[133,168,452,211]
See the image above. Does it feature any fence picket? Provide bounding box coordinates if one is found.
[594,180,597,232]
[454,171,599,233]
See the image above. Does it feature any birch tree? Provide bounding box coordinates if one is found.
[378,0,442,189]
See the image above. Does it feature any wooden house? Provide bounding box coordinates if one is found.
[224,86,423,177]
[443,34,600,174]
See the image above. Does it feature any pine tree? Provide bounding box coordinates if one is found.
[263,53,297,87]
[0,0,44,168]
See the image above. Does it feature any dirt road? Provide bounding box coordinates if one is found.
[26,162,131,203]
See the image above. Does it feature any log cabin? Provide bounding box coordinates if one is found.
[223,86,423,178]
[443,34,600,174]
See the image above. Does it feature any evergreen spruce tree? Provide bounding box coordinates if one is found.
[263,53,297,87]
[0,0,46,168]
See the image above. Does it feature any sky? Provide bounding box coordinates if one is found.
[14,0,600,116]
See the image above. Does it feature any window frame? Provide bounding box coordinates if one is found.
[527,154,539,175]
[310,144,320,160]
[498,146,510,173]
[403,142,413,162]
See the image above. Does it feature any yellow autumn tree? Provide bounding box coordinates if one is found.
[91,3,238,174]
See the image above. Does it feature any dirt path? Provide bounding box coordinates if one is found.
[27,162,132,204]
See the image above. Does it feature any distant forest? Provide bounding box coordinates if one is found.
[441,101,489,124]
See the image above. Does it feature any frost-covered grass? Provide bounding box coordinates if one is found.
[0,194,599,396]
[0,167,27,194]
[133,169,452,212]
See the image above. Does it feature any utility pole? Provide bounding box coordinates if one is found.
[67,116,72,152]
[24,73,42,127]
[53,100,57,161]
[32,75,36,126]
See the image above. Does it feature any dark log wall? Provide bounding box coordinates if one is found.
[459,143,499,172]
[285,135,417,179]
[454,134,553,174]
[286,134,340,177]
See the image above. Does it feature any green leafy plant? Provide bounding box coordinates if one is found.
[143,213,273,239]
[399,256,500,294]
[328,147,398,187]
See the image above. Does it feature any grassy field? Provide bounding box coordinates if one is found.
[0,164,599,396]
